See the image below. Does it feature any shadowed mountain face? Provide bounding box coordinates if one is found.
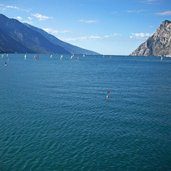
[130,20,171,57]
[0,14,98,54]
[0,14,69,54]
[0,28,33,53]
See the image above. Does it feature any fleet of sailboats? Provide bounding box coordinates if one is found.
[1,53,171,64]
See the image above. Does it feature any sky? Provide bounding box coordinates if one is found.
[0,0,171,55]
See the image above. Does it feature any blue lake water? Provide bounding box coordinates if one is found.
[0,54,171,171]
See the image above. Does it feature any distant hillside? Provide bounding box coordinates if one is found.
[25,24,98,55]
[130,20,171,57]
[0,14,98,54]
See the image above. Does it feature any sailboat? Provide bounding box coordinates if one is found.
[24,54,27,60]
[70,54,74,59]
[60,55,63,60]
[50,54,53,59]
[34,54,39,60]
[161,56,163,61]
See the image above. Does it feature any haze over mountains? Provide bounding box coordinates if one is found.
[131,20,171,57]
[0,14,97,55]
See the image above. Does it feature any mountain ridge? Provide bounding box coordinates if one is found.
[130,20,171,57]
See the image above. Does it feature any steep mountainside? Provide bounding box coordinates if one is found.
[0,14,98,54]
[0,28,33,53]
[25,24,98,55]
[0,14,69,54]
[130,20,171,56]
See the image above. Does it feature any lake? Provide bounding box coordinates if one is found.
[0,54,171,171]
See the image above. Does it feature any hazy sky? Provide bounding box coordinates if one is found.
[0,0,171,55]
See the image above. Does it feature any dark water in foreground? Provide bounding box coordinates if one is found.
[0,54,171,171]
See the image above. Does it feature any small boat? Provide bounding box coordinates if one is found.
[34,54,39,60]
[50,54,53,59]
[24,54,27,60]
[60,55,63,60]
[106,90,111,99]
[161,56,163,61]
[4,61,7,66]
[70,54,74,59]
[106,94,109,99]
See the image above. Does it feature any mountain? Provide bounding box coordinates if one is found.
[0,14,98,54]
[0,14,69,54]
[130,20,171,57]
[25,24,98,55]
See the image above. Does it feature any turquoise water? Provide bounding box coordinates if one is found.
[0,54,171,171]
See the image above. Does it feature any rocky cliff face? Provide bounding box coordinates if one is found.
[130,20,171,56]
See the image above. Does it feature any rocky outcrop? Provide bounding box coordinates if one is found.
[130,20,171,56]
